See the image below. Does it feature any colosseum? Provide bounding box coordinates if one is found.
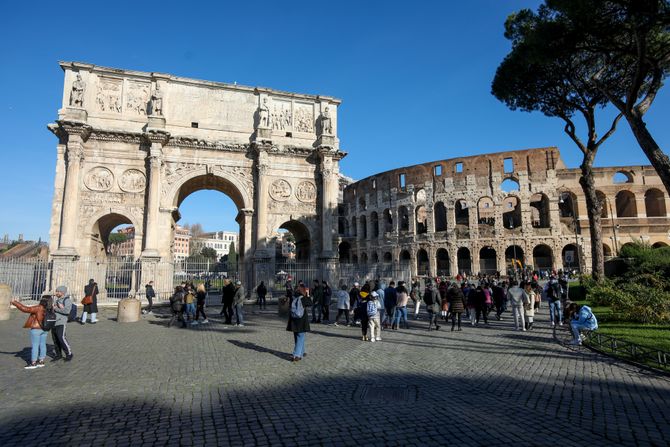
[338,146,670,278]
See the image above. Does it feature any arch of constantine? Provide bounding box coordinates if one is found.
[48,62,344,297]
[46,62,670,299]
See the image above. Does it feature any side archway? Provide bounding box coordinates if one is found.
[533,244,553,271]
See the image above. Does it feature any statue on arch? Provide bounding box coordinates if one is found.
[150,84,163,116]
[258,97,271,129]
[320,106,332,135]
[69,73,85,107]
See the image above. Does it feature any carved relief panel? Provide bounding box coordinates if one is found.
[271,101,292,131]
[96,77,123,113]
[84,167,114,191]
[293,103,314,133]
[269,179,292,201]
[295,181,317,203]
[126,81,150,116]
[118,169,146,193]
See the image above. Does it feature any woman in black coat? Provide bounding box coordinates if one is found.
[81,279,99,325]
[286,286,313,362]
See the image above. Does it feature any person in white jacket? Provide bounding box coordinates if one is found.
[333,284,350,326]
[506,281,529,331]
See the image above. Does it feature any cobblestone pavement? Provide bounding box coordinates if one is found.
[1,303,669,447]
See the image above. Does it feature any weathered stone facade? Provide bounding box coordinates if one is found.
[339,147,670,277]
[48,62,345,294]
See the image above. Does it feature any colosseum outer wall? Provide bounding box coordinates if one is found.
[339,147,670,278]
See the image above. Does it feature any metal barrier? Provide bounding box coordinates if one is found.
[584,332,670,372]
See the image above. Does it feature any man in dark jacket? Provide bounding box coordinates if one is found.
[143,281,156,315]
[311,279,323,323]
[423,282,440,331]
[221,279,236,324]
[383,281,397,329]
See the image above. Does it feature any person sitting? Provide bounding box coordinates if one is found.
[568,303,598,345]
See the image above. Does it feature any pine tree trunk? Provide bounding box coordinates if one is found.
[579,160,605,281]
[626,113,670,196]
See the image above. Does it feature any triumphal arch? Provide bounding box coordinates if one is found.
[48,62,345,296]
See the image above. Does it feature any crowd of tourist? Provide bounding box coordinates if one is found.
[9,268,596,368]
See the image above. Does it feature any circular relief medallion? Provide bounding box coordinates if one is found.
[118,169,147,193]
[295,181,317,203]
[269,179,292,202]
[84,167,114,192]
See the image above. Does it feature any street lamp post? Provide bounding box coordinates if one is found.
[508,217,518,280]
[560,193,581,273]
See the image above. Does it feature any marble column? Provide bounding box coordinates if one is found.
[56,133,85,255]
[255,150,270,255]
[142,142,164,258]
[318,150,337,257]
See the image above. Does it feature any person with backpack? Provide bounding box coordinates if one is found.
[423,282,441,331]
[367,291,381,342]
[382,281,397,329]
[11,294,53,369]
[80,279,99,325]
[51,285,73,362]
[545,275,563,326]
[256,281,268,310]
[286,285,313,362]
[168,286,186,328]
[411,278,422,320]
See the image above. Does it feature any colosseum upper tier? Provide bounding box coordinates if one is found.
[338,147,670,277]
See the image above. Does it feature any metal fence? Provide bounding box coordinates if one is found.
[0,256,411,303]
[585,332,670,372]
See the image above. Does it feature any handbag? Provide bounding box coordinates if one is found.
[81,295,93,305]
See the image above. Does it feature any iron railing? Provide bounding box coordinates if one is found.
[584,331,670,372]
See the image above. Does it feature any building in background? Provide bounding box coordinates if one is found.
[191,231,238,260]
[173,225,191,261]
[108,227,135,257]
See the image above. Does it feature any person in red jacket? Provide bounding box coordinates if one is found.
[11,295,52,369]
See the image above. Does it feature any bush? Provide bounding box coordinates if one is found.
[588,283,629,307]
[611,283,670,324]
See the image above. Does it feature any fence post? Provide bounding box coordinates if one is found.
[0,284,11,321]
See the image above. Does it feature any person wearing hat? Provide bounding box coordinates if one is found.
[52,285,74,361]
[368,291,382,342]
[80,279,99,325]
[233,280,246,327]
[348,282,361,325]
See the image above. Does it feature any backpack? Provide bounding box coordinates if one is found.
[547,282,561,301]
[290,296,305,319]
[67,300,77,322]
[366,300,378,317]
[41,304,57,331]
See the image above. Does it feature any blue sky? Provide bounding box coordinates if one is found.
[1,0,668,240]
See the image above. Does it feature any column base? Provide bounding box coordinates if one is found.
[140,249,161,260]
[52,247,79,258]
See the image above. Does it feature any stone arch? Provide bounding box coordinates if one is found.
[500,177,520,192]
[383,252,393,262]
[371,252,379,263]
[383,208,393,233]
[477,197,495,226]
[645,188,666,217]
[559,191,579,218]
[278,220,312,261]
[371,211,380,238]
[533,244,553,271]
[416,205,428,234]
[455,199,469,226]
[168,168,252,211]
[479,246,497,274]
[436,248,450,276]
[434,201,447,231]
[351,216,358,237]
[398,206,410,231]
[399,249,411,263]
[596,190,609,218]
[615,190,637,218]
[87,209,143,259]
[652,242,669,248]
[562,244,579,269]
[613,170,633,184]
[603,243,613,258]
[352,253,359,264]
[502,195,521,229]
[417,248,429,275]
[505,245,525,268]
[457,247,472,274]
[360,215,368,239]
[530,193,550,228]
[338,241,351,263]
[361,252,369,264]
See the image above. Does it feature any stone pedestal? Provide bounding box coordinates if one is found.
[117,297,141,323]
[147,115,166,130]
[59,107,88,122]
[0,284,11,321]
[316,134,336,148]
[256,127,272,141]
